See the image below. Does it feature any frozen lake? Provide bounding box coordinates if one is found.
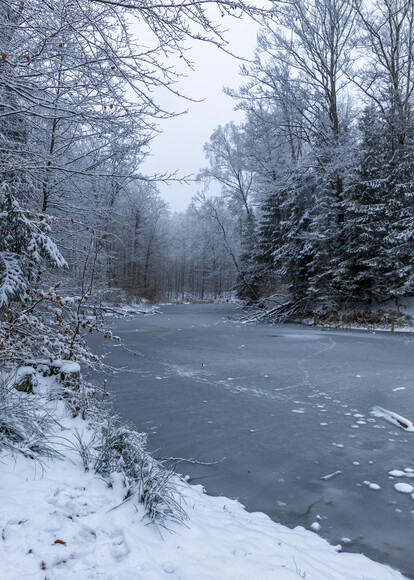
[88,303,414,578]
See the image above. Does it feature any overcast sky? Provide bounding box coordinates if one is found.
[142,16,260,212]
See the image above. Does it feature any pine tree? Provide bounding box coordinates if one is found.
[335,107,389,304]
[258,165,315,308]
[0,6,66,308]
[338,104,414,306]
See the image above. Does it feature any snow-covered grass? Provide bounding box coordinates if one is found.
[304,297,414,333]
[0,371,408,579]
[235,294,414,334]
[0,373,60,462]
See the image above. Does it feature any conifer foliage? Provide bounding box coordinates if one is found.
[200,0,414,315]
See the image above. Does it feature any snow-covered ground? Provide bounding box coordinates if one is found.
[307,297,414,333]
[0,372,407,580]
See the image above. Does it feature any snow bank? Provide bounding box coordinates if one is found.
[0,455,406,579]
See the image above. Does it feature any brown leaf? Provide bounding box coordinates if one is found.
[54,539,66,546]
[1,53,7,61]
[41,561,46,570]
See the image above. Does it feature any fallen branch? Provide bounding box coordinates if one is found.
[234,300,304,324]
[156,456,226,466]
[321,470,343,481]
[371,406,414,432]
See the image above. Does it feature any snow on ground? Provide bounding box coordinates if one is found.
[99,301,160,317]
[302,296,414,333]
[0,373,408,580]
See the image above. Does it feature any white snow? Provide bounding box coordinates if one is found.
[389,470,406,478]
[363,481,380,490]
[369,483,381,491]
[0,373,408,580]
[59,361,81,374]
[15,365,36,378]
[394,483,414,494]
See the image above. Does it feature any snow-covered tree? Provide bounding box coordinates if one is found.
[198,122,259,300]
[347,0,414,302]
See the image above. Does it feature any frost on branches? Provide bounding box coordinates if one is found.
[0,286,109,369]
[0,182,67,308]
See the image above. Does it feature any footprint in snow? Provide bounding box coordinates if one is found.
[47,488,90,518]
[109,531,129,561]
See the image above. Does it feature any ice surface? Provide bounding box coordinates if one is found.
[85,304,414,578]
[0,372,407,580]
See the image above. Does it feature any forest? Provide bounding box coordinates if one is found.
[2,0,414,364]
[199,0,414,317]
[1,4,414,577]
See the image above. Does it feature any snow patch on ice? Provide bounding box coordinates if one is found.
[363,480,381,491]
[369,483,381,491]
[394,483,414,494]
[389,470,406,478]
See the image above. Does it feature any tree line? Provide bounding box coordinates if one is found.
[3,0,414,365]
[199,0,414,315]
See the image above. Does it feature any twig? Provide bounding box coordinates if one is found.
[156,456,226,466]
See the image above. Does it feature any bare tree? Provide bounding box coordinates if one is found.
[352,0,414,149]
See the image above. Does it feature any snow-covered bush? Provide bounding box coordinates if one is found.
[67,381,187,527]
[0,374,59,461]
[0,286,106,370]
